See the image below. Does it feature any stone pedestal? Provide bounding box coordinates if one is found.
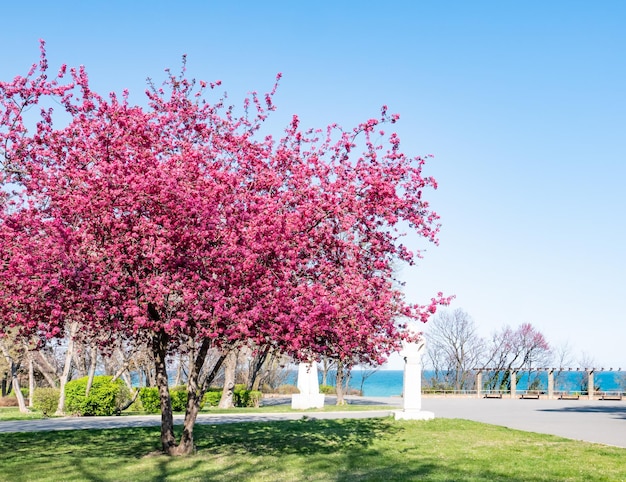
[291,362,325,409]
[394,337,434,421]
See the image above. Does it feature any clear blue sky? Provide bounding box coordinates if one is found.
[1,1,624,368]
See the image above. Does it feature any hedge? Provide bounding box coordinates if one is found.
[138,386,259,412]
[64,376,130,416]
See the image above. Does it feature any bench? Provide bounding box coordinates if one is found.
[483,393,502,399]
[520,393,540,399]
[600,393,623,401]
[558,393,580,400]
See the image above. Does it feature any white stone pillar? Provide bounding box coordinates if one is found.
[291,362,325,409]
[395,338,434,420]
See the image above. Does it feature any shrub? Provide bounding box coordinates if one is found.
[139,386,211,413]
[233,384,262,407]
[138,387,160,413]
[203,388,223,407]
[246,390,262,407]
[170,386,188,412]
[65,376,130,416]
[32,387,60,416]
[319,384,336,394]
[127,394,143,412]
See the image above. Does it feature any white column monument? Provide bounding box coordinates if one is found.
[395,337,434,420]
[291,362,325,409]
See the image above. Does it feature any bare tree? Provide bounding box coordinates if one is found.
[551,341,575,391]
[483,323,551,391]
[356,363,380,396]
[319,356,335,386]
[425,309,485,391]
[577,352,600,394]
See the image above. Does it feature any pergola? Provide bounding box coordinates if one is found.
[474,367,623,400]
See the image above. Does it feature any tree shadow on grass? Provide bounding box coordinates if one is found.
[0,418,593,481]
[193,418,446,481]
[195,417,397,456]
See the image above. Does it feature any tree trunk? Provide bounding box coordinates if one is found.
[28,354,35,408]
[173,356,183,387]
[0,340,29,413]
[335,360,345,405]
[247,347,269,390]
[153,330,177,454]
[85,343,98,397]
[218,351,237,408]
[32,351,59,388]
[321,357,332,386]
[56,322,78,415]
[173,339,226,456]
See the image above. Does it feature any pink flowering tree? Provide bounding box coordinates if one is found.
[0,42,447,455]
[483,323,551,391]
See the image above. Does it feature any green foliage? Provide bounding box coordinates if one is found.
[170,386,188,412]
[203,388,223,407]
[528,377,543,391]
[233,385,262,407]
[65,376,130,416]
[140,386,211,413]
[32,387,60,416]
[319,384,336,394]
[138,387,160,413]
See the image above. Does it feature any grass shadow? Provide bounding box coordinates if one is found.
[194,417,398,456]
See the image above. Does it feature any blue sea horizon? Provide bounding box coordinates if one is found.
[324,369,626,397]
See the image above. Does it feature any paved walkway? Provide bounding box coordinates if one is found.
[420,397,626,448]
[2,396,625,448]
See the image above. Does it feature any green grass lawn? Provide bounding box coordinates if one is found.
[0,402,393,421]
[1,416,624,481]
[0,407,45,422]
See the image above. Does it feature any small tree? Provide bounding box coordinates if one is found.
[483,323,551,391]
[356,363,381,396]
[425,309,484,391]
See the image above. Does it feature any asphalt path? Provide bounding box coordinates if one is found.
[2,396,625,448]
[421,397,626,448]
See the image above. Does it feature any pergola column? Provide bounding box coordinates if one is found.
[547,369,554,399]
[476,370,483,398]
[587,369,595,400]
[510,370,517,399]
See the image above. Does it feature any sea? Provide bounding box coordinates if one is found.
[311,369,626,397]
